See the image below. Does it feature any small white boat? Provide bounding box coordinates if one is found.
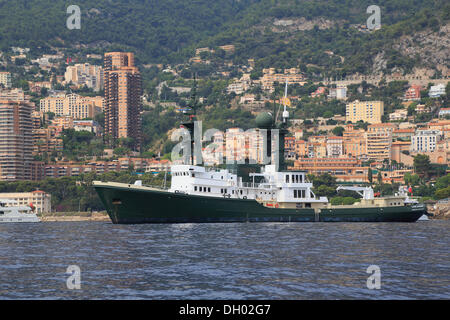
[0,199,40,223]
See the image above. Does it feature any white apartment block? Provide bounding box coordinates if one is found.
[411,130,442,153]
[329,87,347,100]
[65,63,104,91]
[326,137,344,157]
[227,74,252,95]
[428,84,446,98]
[0,72,12,88]
[0,191,51,213]
[389,109,408,121]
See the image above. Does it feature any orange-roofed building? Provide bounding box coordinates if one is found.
[404,85,421,101]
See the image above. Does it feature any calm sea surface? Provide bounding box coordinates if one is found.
[0,220,448,299]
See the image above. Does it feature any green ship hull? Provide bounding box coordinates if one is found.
[94,183,426,224]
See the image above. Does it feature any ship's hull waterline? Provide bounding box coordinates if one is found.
[94,183,426,224]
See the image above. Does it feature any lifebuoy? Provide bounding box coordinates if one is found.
[275,203,279,208]
[243,196,247,199]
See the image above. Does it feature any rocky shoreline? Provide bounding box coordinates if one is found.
[426,201,450,220]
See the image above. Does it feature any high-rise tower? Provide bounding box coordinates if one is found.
[0,90,33,181]
[104,52,142,150]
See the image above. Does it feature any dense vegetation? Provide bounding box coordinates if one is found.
[0,0,448,75]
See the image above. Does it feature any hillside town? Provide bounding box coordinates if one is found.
[0,45,449,213]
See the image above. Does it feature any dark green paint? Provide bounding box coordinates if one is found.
[94,184,426,224]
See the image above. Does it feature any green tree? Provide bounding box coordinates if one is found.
[413,154,432,179]
[377,171,383,185]
[332,126,345,137]
[435,186,450,200]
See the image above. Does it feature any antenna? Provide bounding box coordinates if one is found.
[282,79,289,123]
[275,79,290,124]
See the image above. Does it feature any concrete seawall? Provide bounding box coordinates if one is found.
[39,212,111,222]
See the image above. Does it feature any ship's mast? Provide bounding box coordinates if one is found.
[181,74,199,165]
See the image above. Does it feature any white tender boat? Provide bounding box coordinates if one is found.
[0,199,41,223]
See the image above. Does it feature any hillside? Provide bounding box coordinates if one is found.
[0,0,448,76]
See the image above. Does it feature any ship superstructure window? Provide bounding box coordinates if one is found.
[293,190,306,198]
[194,186,197,191]
[286,175,289,183]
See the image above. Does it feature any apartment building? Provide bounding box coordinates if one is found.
[404,85,421,101]
[0,90,33,181]
[285,136,296,160]
[411,129,442,153]
[389,109,408,121]
[346,100,384,124]
[0,190,51,213]
[392,128,415,141]
[42,158,150,179]
[64,63,104,91]
[366,123,395,161]
[328,86,347,100]
[260,68,306,91]
[291,157,369,183]
[227,74,252,95]
[40,93,103,119]
[0,72,12,88]
[104,52,142,150]
[32,127,63,156]
[145,159,171,173]
[342,124,367,159]
[429,84,446,98]
[73,120,101,135]
[326,136,344,158]
[50,115,74,133]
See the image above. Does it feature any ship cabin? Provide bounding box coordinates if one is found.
[170,164,328,207]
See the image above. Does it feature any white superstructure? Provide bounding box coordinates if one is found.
[0,199,40,223]
[169,164,328,208]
